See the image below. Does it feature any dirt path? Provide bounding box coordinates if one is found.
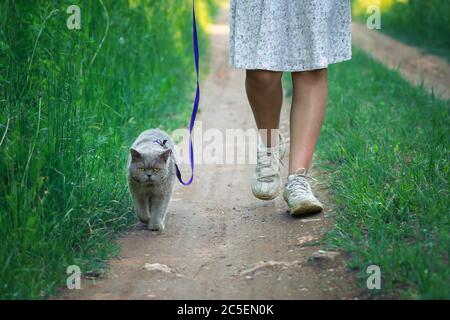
[56,6,359,300]
[352,22,450,100]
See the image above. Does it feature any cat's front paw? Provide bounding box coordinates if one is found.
[148,223,164,233]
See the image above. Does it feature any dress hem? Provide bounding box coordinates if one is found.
[229,54,352,72]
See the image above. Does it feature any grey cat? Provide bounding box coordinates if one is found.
[127,128,177,232]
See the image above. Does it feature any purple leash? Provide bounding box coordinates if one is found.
[157,1,200,186]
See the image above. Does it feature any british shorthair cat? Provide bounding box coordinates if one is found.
[127,129,178,232]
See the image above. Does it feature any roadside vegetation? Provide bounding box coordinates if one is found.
[352,0,450,61]
[318,47,449,299]
[0,0,217,299]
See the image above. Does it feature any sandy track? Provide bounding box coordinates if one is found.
[56,7,359,300]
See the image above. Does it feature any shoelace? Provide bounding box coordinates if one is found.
[286,168,317,194]
[256,149,282,182]
[255,133,288,183]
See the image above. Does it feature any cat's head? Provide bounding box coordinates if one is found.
[128,147,172,184]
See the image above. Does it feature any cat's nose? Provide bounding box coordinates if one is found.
[146,174,152,178]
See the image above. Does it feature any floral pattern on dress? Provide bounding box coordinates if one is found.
[229,0,352,72]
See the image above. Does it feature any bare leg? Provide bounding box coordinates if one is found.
[245,70,283,146]
[289,69,328,174]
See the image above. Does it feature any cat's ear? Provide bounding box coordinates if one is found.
[130,148,142,160]
[159,149,172,162]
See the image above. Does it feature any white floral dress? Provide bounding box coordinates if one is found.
[229,0,352,72]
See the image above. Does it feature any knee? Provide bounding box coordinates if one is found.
[293,68,327,84]
[246,70,282,90]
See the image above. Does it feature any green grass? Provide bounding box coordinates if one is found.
[0,0,217,299]
[316,47,449,299]
[352,0,450,61]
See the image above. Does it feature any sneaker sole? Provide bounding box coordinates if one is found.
[252,189,280,201]
[289,203,323,216]
[252,180,282,200]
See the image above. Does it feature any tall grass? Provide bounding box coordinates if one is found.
[0,0,217,299]
[318,48,449,299]
[352,0,450,60]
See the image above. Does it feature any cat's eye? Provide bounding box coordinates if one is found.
[152,168,160,173]
[139,167,145,172]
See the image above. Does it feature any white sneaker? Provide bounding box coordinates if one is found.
[283,168,323,216]
[252,144,282,200]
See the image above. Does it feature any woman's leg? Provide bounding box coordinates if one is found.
[282,68,327,215]
[246,69,284,200]
[245,70,283,146]
[289,68,328,174]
